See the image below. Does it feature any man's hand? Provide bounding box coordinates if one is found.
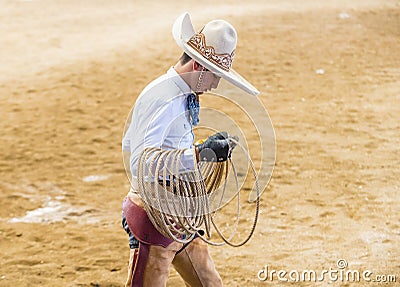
[195,131,238,162]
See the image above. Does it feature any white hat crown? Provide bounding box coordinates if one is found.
[201,20,237,55]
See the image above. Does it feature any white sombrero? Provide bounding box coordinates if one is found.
[172,12,259,96]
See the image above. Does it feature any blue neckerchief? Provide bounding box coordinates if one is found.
[187,93,200,126]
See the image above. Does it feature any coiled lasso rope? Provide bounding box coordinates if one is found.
[136,137,259,247]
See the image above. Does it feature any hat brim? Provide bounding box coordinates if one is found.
[172,12,260,96]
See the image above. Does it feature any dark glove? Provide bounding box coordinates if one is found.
[196,132,238,162]
[207,131,228,141]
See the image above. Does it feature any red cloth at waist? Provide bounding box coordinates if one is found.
[122,197,174,248]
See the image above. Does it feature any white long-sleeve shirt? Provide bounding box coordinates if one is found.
[122,67,196,185]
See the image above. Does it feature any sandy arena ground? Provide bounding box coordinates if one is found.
[1,0,399,286]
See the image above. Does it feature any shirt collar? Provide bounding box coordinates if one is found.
[167,67,192,96]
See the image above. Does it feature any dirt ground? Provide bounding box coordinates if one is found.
[1,0,399,286]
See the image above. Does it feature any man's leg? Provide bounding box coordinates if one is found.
[139,241,183,286]
[172,237,223,287]
[122,213,183,286]
[122,196,185,286]
[124,240,183,287]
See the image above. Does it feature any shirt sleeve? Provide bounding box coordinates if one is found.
[137,98,196,173]
[142,102,171,149]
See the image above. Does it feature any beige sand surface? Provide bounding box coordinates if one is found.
[1,0,399,286]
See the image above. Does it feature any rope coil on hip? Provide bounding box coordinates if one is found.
[136,137,259,246]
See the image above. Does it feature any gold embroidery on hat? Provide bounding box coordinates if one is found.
[187,33,235,72]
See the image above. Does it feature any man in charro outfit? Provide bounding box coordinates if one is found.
[121,12,259,287]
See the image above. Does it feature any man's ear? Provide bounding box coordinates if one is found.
[192,60,202,71]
